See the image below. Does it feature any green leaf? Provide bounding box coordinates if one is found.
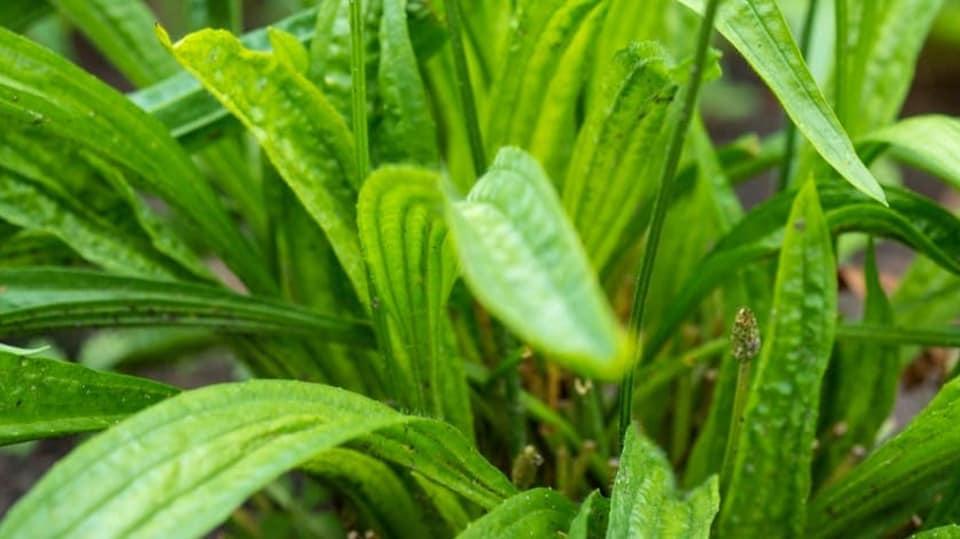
[79,328,219,371]
[562,41,678,270]
[0,268,371,344]
[911,526,960,539]
[456,488,578,538]
[809,376,960,537]
[610,425,719,538]
[377,0,440,167]
[718,180,837,537]
[163,27,367,300]
[861,115,960,190]
[0,0,52,32]
[0,27,271,292]
[0,352,177,446]
[647,183,960,362]
[567,490,609,539]
[677,0,887,204]
[358,166,469,428]
[0,380,513,538]
[445,147,632,380]
[50,0,179,87]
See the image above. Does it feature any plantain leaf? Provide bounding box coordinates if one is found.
[567,490,609,539]
[0,28,271,292]
[444,147,632,380]
[50,0,179,87]
[562,41,678,271]
[0,268,371,344]
[861,115,960,190]
[0,0,52,31]
[677,0,886,204]
[809,376,960,537]
[163,27,367,300]
[357,166,469,428]
[718,180,837,537]
[911,526,960,539]
[647,183,960,362]
[79,328,220,371]
[0,380,514,538]
[0,352,177,446]
[456,488,578,539]
[610,425,719,538]
[377,0,440,167]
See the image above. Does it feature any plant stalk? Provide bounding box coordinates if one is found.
[349,0,370,181]
[777,0,820,191]
[719,357,751,494]
[617,0,724,445]
[445,0,487,177]
[834,0,849,128]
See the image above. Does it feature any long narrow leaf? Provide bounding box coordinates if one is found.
[456,489,578,538]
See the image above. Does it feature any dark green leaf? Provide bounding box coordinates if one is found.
[567,490,609,539]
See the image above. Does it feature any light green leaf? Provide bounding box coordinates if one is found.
[609,425,719,538]
[810,376,960,537]
[718,180,837,537]
[911,526,960,539]
[445,147,632,380]
[50,0,179,87]
[861,115,960,190]
[358,166,468,428]
[163,27,367,300]
[562,41,678,270]
[0,352,177,446]
[456,488,578,538]
[0,268,371,344]
[677,0,887,204]
[79,328,219,371]
[567,490,609,539]
[0,380,514,539]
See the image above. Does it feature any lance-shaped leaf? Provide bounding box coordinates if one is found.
[0,352,177,446]
[0,28,271,292]
[609,425,719,538]
[163,27,367,300]
[861,115,960,190]
[718,180,837,537]
[0,268,371,344]
[444,147,632,380]
[456,489,578,539]
[562,41,678,270]
[647,183,960,362]
[677,0,886,204]
[809,376,960,537]
[0,380,514,539]
[358,166,468,428]
[50,0,179,87]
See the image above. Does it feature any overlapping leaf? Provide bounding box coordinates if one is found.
[861,115,960,190]
[444,148,632,379]
[456,488,578,538]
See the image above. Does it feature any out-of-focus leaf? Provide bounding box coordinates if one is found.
[861,115,960,190]
[358,166,469,429]
[567,490,609,539]
[0,268,371,344]
[0,380,514,538]
[0,352,176,446]
[816,238,898,484]
[0,0,52,32]
[677,0,887,204]
[718,180,837,537]
[50,0,179,87]
[609,425,719,538]
[562,42,678,271]
[79,328,220,371]
[456,488,578,538]
[0,28,271,291]
[445,148,632,380]
[809,376,960,537]
[163,27,367,300]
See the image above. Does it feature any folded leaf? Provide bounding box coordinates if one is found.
[677,0,886,204]
[609,425,719,538]
[0,380,513,539]
[0,352,177,446]
[163,27,367,300]
[718,180,837,537]
[0,268,371,344]
[456,488,578,539]
[445,147,632,380]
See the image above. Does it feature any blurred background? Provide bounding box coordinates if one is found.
[2,0,959,522]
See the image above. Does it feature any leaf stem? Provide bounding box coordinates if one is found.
[349,0,370,181]
[617,0,724,444]
[445,0,487,177]
[719,357,751,494]
[777,0,820,191]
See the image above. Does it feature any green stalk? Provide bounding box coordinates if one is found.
[617,0,724,444]
[836,324,960,348]
[834,0,849,128]
[719,357,751,494]
[777,0,820,191]
[445,0,487,177]
[349,0,370,180]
